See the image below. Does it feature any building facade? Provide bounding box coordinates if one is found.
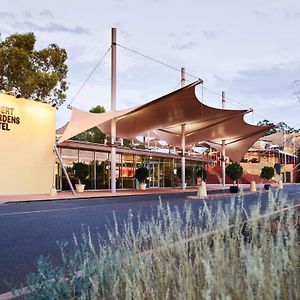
[56,140,215,191]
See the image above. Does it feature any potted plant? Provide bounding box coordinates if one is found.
[260,166,274,190]
[274,163,283,189]
[196,166,207,198]
[135,166,149,190]
[196,166,207,183]
[225,162,243,193]
[73,162,89,192]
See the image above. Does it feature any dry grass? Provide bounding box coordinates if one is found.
[13,192,300,299]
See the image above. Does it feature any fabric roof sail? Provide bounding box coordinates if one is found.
[58,106,138,144]
[58,80,272,161]
[96,81,249,138]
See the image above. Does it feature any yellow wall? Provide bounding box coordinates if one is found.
[0,94,56,195]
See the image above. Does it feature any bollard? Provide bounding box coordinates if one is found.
[250,181,256,192]
[50,186,57,196]
[197,181,207,198]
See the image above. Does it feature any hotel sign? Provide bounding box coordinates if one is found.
[0,106,21,131]
[0,94,56,195]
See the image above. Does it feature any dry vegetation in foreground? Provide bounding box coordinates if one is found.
[12,192,300,300]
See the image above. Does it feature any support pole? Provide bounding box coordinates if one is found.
[222,140,226,188]
[181,67,186,87]
[221,91,225,109]
[54,145,76,195]
[93,152,96,189]
[111,27,117,193]
[181,67,186,190]
[221,91,226,188]
[181,124,186,190]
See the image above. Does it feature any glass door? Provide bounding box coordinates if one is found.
[148,162,160,188]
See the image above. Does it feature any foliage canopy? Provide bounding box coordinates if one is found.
[257,119,300,135]
[196,166,207,182]
[72,162,89,183]
[0,32,68,105]
[72,105,106,143]
[225,162,243,183]
[260,166,274,180]
[135,166,149,183]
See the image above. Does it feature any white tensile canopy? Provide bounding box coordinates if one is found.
[58,81,272,162]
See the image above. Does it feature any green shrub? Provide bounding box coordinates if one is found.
[135,166,149,183]
[196,166,207,182]
[274,163,281,175]
[225,162,243,184]
[260,166,275,180]
[72,162,89,184]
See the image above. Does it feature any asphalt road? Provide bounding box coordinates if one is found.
[0,185,300,293]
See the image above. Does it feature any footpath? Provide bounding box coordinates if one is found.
[0,183,269,205]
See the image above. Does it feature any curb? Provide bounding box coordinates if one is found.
[1,189,229,205]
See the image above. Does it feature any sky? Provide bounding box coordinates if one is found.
[1,0,300,129]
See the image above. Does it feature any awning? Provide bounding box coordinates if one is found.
[58,80,272,161]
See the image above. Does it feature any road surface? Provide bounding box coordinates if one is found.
[0,185,299,293]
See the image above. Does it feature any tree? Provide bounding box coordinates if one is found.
[276,121,300,134]
[72,162,89,184]
[135,166,149,183]
[196,166,207,182]
[225,162,243,185]
[260,166,274,180]
[257,119,300,135]
[0,32,68,105]
[72,105,107,143]
[257,119,276,135]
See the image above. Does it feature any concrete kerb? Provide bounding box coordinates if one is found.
[0,184,278,206]
[1,188,230,205]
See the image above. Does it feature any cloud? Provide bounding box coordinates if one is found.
[183,25,194,37]
[0,11,16,19]
[212,62,300,124]
[11,21,90,35]
[285,11,300,19]
[22,11,32,18]
[40,9,54,18]
[172,41,196,50]
[252,9,266,17]
[294,12,300,18]
[203,30,217,40]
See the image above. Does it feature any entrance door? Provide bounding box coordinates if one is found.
[148,163,160,188]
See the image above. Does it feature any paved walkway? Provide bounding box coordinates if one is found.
[0,183,271,204]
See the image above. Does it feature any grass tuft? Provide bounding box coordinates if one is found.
[13,193,300,299]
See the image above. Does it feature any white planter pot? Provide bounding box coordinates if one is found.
[139,183,147,190]
[250,181,256,192]
[75,184,85,193]
[197,182,207,198]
